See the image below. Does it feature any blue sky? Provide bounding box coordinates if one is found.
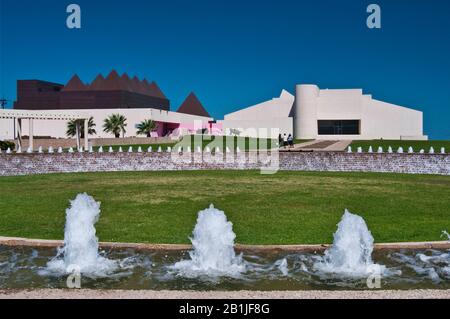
[0,0,449,139]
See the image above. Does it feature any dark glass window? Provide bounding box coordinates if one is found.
[318,120,360,135]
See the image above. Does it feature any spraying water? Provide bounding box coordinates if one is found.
[170,204,245,278]
[45,193,118,277]
[313,210,386,277]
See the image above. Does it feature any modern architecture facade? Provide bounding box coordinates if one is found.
[221,84,427,140]
[0,71,213,140]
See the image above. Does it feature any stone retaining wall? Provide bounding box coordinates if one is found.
[0,152,449,176]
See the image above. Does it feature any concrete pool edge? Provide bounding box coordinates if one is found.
[1,289,449,299]
[1,236,449,252]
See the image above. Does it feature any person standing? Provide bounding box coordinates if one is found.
[288,134,294,148]
[283,133,288,149]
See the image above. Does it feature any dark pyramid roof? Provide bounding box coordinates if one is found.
[120,73,132,91]
[63,71,169,99]
[148,81,167,99]
[177,92,210,117]
[89,74,107,90]
[103,70,123,90]
[63,74,87,91]
[139,78,152,95]
[131,76,142,93]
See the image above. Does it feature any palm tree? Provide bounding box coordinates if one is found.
[136,119,158,137]
[103,114,127,138]
[66,117,96,138]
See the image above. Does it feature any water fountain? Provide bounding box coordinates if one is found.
[390,231,450,283]
[38,146,43,153]
[178,146,182,153]
[58,147,63,154]
[368,146,373,153]
[167,146,172,152]
[98,146,104,153]
[377,147,383,153]
[357,147,362,153]
[429,147,435,154]
[313,210,387,277]
[108,146,114,153]
[157,146,162,153]
[236,146,241,153]
[205,146,211,153]
[26,147,33,154]
[45,193,118,277]
[408,147,414,154]
[397,147,404,154]
[441,147,446,154]
[170,204,245,278]
[138,146,143,153]
[276,258,289,276]
[347,146,352,153]
[226,147,231,153]
[197,146,202,153]
[187,146,192,153]
[119,147,123,153]
[147,146,152,153]
[6,148,11,154]
[48,146,54,154]
[420,149,425,154]
[388,146,393,153]
[68,147,74,153]
[88,146,93,153]
[128,146,133,153]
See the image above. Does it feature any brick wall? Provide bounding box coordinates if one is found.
[0,152,449,176]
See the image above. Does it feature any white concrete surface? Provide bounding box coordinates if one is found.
[221,84,427,140]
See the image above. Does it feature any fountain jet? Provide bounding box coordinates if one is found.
[46,193,117,277]
[170,204,245,277]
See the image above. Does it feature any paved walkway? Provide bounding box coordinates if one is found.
[1,289,449,299]
[280,140,352,152]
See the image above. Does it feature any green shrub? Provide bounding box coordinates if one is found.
[0,140,15,151]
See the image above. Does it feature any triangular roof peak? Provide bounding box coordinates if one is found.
[279,89,294,100]
[89,74,106,90]
[63,74,87,91]
[148,81,167,99]
[103,70,123,90]
[177,92,210,117]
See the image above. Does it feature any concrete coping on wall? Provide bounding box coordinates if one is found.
[1,236,449,252]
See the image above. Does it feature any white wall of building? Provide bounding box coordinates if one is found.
[297,85,426,140]
[221,84,426,140]
[0,108,212,140]
[221,90,294,138]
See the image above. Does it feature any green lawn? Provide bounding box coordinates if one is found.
[350,140,450,153]
[0,171,449,245]
[90,135,277,152]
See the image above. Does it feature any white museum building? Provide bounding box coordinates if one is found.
[220,84,427,140]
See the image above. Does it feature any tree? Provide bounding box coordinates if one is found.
[136,119,158,137]
[66,117,96,138]
[103,114,127,138]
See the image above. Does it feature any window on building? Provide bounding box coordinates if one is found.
[318,120,360,135]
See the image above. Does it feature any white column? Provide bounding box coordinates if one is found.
[16,118,22,150]
[84,118,89,150]
[294,84,320,139]
[75,121,81,150]
[28,118,34,151]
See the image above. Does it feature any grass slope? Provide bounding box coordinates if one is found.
[0,171,449,245]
